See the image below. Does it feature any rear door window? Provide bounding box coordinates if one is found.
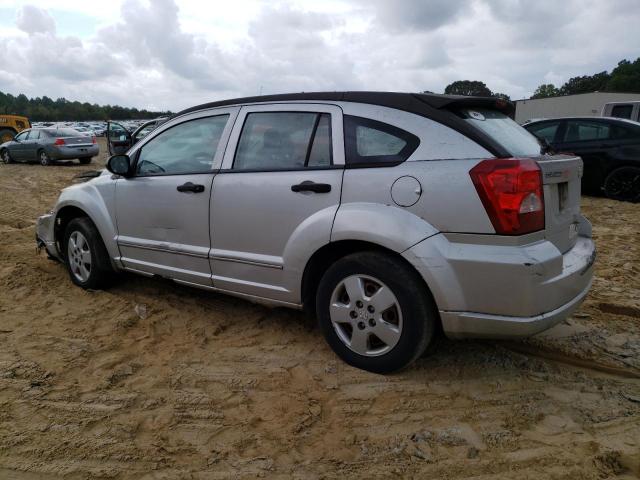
[344,115,419,166]
[563,120,610,142]
[233,112,332,170]
[27,130,41,140]
[462,109,541,157]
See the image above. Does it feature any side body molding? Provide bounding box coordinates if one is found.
[331,202,440,253]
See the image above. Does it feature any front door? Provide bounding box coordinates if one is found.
[107,121,132,155]
[114,109,238,285]
[210,103,344,303]
[10,130,30,161]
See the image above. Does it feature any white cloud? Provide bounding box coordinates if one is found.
[0,0,638,110]
[15,4,55,34]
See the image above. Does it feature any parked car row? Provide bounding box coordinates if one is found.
[523,116,640,202]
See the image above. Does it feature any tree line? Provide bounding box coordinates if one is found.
[0,91,171,121]
[440,58,640,100]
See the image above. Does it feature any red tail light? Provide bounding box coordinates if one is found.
[54,138,65,146]
[92,136,97,144]
[470,158,544,235]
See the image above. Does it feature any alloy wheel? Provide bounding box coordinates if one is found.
[67,231,92,283]
[40,151,50,166]
[329,274,403,356]
[605,168,640,202]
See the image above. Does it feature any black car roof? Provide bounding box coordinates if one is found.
[175,91,514,118]
[173,91,515,158]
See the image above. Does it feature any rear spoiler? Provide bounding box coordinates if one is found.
[413,94,515,116]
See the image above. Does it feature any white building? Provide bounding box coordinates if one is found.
[514,92,640,123]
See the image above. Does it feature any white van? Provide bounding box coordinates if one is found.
[602,101,640,121]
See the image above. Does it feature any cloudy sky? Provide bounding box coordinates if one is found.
[0,0,637,111]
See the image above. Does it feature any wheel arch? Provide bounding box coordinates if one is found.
[301,239,441,329]
[53,201,119,267]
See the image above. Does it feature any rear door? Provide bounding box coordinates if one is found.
[210,103,344,303]
[24,129,41,160]
[553,119,612,193]
[107,121,132,155]
[114,108,238,285]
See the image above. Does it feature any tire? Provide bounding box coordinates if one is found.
[0,128,15,144]
[316,251,436,374]
[63,217,114,289]
[603,166,640,203]
[78,157,92,165]
[1,148,12,164]
[38,149,52,166]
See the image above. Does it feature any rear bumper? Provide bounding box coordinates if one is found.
[48,144,99,160]
[439,278,592,338]
[402,219,596,339]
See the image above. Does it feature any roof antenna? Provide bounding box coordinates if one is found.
[258,85,263,96]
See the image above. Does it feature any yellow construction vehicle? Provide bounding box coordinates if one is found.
[0,115,31,143]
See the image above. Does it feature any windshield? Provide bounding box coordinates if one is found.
[463,109,542,157]
[44,128,81,137]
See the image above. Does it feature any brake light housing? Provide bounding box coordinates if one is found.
[54,138,65,146]
[470,158,544,235]
[92,136,97,144]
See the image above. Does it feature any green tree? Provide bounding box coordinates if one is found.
[0,89,171,121]
[531,84,559,99]
[492,92,511,101]
[559,71,610,95]
[606,59,640,92]
[444,80,493,97]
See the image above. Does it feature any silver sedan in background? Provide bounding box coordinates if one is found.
[0,127,99,166]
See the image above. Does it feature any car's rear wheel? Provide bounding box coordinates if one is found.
[38,150,52,166]
[316,251,436,373]
[1,148,12,164]
[603,166,640,203]
[63,217,113,289]
[0,128,15,144]
[78,157,92,165]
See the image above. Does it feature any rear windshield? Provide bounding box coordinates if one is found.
[44,128,81,137]
[462,109,542,157]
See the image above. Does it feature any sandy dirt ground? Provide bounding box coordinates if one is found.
[1,138,639,479]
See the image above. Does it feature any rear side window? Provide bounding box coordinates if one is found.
[233,112,332,171]
[527,122,559,143]
[610,123,640,140]
[344,115,419,166]
[563,120,609,142]
[462,109,541,157]
[610,105,633,119]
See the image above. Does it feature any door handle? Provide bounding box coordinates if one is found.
[177,182,205,193]
[291,181,332,193]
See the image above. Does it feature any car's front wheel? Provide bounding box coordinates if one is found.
[39,150,52,166]
[316,251,436,373]
[63,217,114,289]
[604,166,640,203]
[1,148,12,164]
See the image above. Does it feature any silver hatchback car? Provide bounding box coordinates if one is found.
[36,92,596,373]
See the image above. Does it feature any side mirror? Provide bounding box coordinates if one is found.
[107,154,132,177]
